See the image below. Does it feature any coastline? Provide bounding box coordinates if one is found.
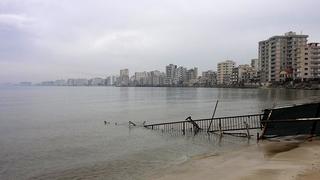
[19,84,320,90]
[149,137,320,180]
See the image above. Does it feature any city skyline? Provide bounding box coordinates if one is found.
[6,30,320,86]
[1,0,320,83]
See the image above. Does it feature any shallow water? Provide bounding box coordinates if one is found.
[0,86,319,179]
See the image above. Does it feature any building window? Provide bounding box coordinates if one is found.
[305,68,308,70]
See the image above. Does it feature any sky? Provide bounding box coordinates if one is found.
[1,0,320,83]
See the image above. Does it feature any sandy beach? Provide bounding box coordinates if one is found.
[150,137,320,180]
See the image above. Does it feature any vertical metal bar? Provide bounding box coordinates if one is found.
[207,100,219,132]
[183,122,185,135]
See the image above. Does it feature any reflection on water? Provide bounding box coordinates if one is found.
[0,86,319,179]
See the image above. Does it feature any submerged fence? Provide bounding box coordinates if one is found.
[144,114,264,134]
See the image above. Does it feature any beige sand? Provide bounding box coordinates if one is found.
[150,138,320,180]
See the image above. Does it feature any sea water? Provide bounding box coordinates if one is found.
[0,86,319,179]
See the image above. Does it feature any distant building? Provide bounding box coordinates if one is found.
[186,67,198,86]
[112,76,118,86]
[296,43,320,81]
[19,82,32,86]
[165,64,177,85]
[67,79,74,86]
[174,66,187,85]
[150,70,165,86]
[40,81,54,86]
[74,79,89,86]
[134,71,148,86]
[238,64,258,84]
[259,31,308,83]
[230,67,239,84]
[217,60,236,85]
[251,58,260,71]
[119,69,129,86]
[231,65,259,85]
[201,70,217,86]
[54,79,66,86]
[106,76,112,86]
[89,78,105,86]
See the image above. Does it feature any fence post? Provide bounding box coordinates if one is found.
[183,122,185,135]
[244,121,250,139]
[219,118,222,135]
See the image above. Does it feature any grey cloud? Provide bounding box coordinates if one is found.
[0,0,320,83]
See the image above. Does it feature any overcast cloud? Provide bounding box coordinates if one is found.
[1,0,320,83]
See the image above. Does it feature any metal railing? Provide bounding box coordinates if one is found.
[144,114,264,134]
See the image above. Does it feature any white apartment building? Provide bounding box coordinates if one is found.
[174,66,187,85]
[259,31,308,82]
[297,43,320,80]
[217,60,236,84]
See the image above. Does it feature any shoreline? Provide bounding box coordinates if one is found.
[12,84,320,90]
[149,137,320,180]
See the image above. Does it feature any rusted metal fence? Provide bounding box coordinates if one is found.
[144,114,263,134]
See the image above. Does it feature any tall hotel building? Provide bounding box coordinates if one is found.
[259,32,308,83]
[217,60,235,85]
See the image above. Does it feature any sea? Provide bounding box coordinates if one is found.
[0,86,319,179]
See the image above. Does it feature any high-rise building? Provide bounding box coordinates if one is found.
[174,66,187,85]
[186,67,198,83]
[150,70,162,86]
[119,69,129,86]
[134,71,147,86]
[165,64,177,85]
[296,43,320,80]
[259,31,308,83]
[217,60,236,85]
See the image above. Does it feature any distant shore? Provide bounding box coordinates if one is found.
[149,137,320,180]
[13,84,320,90]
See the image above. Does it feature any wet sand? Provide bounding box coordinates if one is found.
[150,137,320,180]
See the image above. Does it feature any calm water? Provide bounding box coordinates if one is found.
[0,86,319,179]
